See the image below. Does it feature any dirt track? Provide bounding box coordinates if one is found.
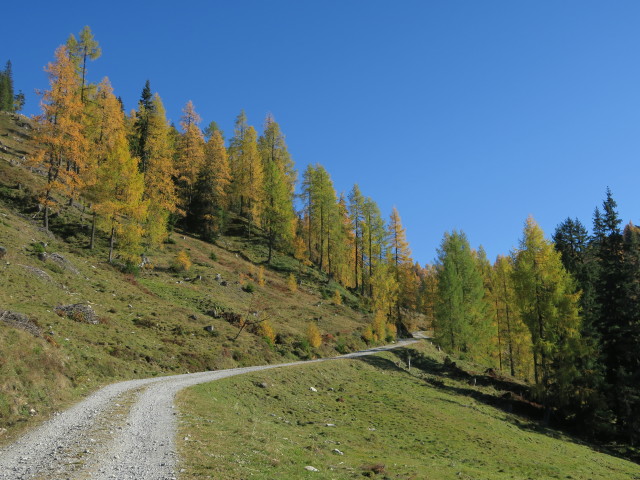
[0,339,417,479]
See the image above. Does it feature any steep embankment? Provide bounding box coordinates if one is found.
[0,111,378,442]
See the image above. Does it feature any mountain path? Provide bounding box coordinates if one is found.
[0,339,418,480]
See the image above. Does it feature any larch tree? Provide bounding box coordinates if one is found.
[512,216,583,409]
[228,111,263,234]
[491,255,532,378]
[66,26,101,104]
[418,264,438,328]
[334,192,355,286]
[259,114,296,262]
[348,185,366,292]
[302,164,335,271]
[387,207,413,331]
[193,128,231,241]
[142,93,179,247]
[31,46,88,231]
[363,196,387,296]
[434,230,489,360]
[88,79,146,263]
[175,100,205,226]
[474,247,499,365]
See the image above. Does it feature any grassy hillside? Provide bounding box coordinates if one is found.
[0,111,378,442]
[177,341,640,480]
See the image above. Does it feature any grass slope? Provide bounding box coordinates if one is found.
[0,112,376,443]
[177,342,640,480]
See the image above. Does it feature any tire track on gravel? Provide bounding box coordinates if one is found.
[0,339,418,479]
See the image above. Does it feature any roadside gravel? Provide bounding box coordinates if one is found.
[0,339,417,479]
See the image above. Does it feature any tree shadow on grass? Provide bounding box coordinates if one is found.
[357,347,640,464]
[355,348,575,441]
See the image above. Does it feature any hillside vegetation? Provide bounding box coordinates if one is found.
[177,342,640,480]
[0,111,381,442]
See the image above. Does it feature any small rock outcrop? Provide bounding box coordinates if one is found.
[54,304,98,324]
[0,310,41,337]
[46,253,80,275]
[0,246,6,259]
[22,265,53,283]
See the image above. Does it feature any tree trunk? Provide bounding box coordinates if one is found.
[44,206,49,231]
[90,211,96,250]
[267,229,273,264]
[108,226,115,263]
[495,297,503,372]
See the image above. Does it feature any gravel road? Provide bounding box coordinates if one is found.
[0,339,417,479]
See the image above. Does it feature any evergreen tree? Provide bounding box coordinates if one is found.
[592,189,640,442]
[203,120,224,141]
[617,223,640,443]
[131,80,154,172]
[553,217,599,340]
[0,60,15,112]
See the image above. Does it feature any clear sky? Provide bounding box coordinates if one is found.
[4,1,640,265]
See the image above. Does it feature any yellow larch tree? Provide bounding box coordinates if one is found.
[89,79,147,263]
[32,45,88,231]
[388,206,413,329]
[175,100,205,222]
[228,111,264,235]
[193,128,231,241]
[142,93,179,247]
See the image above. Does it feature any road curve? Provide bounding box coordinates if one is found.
[0,339,418,479]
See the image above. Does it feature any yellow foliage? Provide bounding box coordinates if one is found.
[332,289,342,305]
[287,273,298,292]
[257,266,266,287]
[306,323,322,348]
[293,234,308,264]
[172,250,192,272]
[362,325,374,344]
[386,322,397,340]
[256,321,276,344]
[372,311,387,342]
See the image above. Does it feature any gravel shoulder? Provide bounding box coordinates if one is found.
[0,339,417,480]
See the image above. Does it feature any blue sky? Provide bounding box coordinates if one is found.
[4,1,640,265]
